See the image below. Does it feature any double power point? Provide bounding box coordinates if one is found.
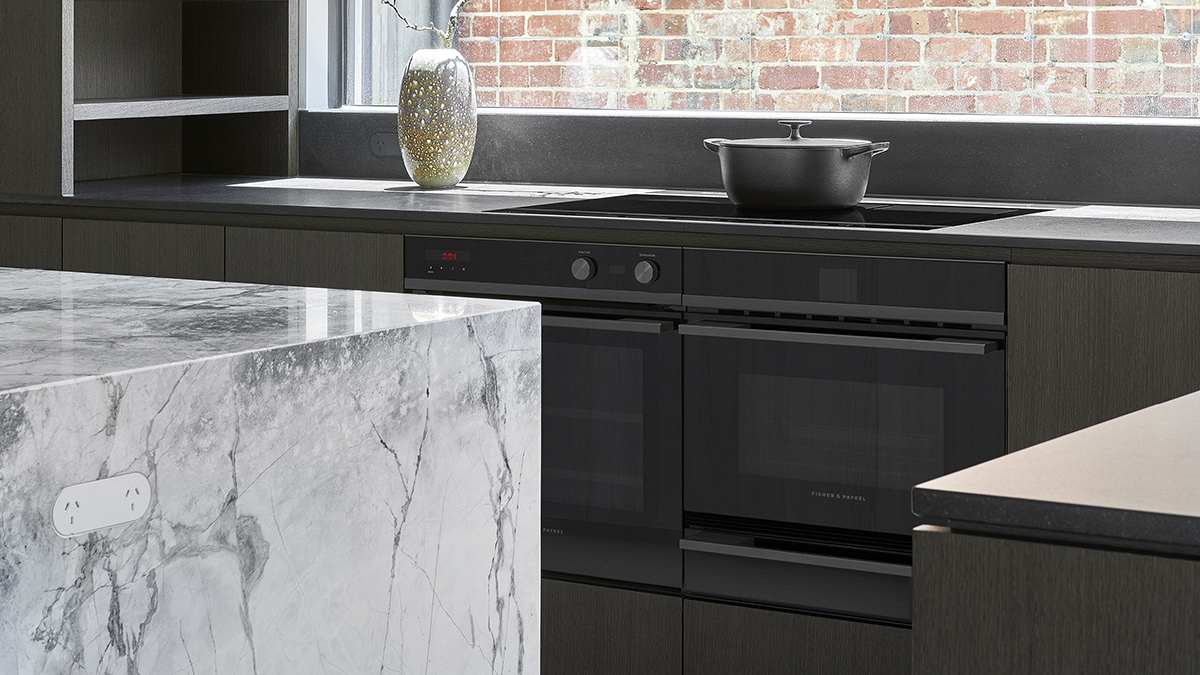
[52,472,152,538]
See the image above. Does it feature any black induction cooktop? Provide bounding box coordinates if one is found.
[495,193,1044,230]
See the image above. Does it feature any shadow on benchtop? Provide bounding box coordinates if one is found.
[913,387,1200,558]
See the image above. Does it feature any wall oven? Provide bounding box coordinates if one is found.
[679,249,1006,625]
[405,236,684,589]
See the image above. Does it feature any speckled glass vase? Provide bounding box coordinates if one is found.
[397,48,477,188]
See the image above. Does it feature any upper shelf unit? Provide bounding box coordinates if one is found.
[67,0,298,191]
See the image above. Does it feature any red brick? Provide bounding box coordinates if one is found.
[776,92,841,111]
[1034,0,1063,6]
[1163,66,1196,93]
[665,0,722,8]
[1093,10,1164,35]
[585,14,625,36]
[722,37,752,62]
[637,38,662,61]
[1066,0,1135,6]
[1033,10,1087,35]
[821,64,886,88]
[499,39,553,62]
[889,37,922,61]
[789,37,853,62]
[668,91,720,109]
[553,91,609,108]
[499,16,525,37]
[528,15,578,37]
[496,0,544,11]
[676,37,722,60]
[499,65,529,87]
[857,0,885,9]
[467,16,497,38]
[499,90,554,107]
[553,40,583,62]
[857,36,888,61]
[545,0,583,8]
[726,0,787,8]
[458,39,498,63]
[995,37,1046,63]
[756,11,811,36]
[926,0,970,7]
[1050,37,1120,63]
[887,65,955,90]
[618,92,650,109]
[471,64,499,87]
[721,92,753,109]
[636,63,691,87]
[925,37,990,63]
[475,90,497,107]
[1032,65,1087,93]
[817,11,885,35]
[756,93,777,109]
[695,11,752,35]
[958,10,1027,35]
[996,0,1032,7]
[1123,96,1195,116]
[758,64,820,89]
[752,38,789,62]
[694,65,751,88]
[840,93,905,111]
[1162,37,1197,65]
[908,95,977,113]
[889,10,952,35]
[976,94,1034,114]
[639,13,689,36]
[530,65,564,86]
[957,66,1029,90]
[460,0,492,12]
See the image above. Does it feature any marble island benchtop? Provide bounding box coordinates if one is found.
[0,267,541,674]
[913,388,1200,558]
[6,174,1200,257]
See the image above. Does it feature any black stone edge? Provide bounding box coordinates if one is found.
[912,486,1200,557]
[6,184,1200,262]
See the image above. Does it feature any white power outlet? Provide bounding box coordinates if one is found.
[52,472,152,538]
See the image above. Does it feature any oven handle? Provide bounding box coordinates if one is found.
[678,322,997,355]
[680,537,912,578]
[544,315,675,334]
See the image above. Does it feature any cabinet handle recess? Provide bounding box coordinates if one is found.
[680,537,912,578]
[543,315,674,333]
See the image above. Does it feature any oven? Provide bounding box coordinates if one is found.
[404,236,684,589]
[679,248,1006,625]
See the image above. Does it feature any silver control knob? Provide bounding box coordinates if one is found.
[571,257,597,281]
[634,260,659,285]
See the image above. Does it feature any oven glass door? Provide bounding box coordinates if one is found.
[683,323,1004,536]
[542,313,682,588]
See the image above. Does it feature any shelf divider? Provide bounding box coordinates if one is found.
[74,95,289,121]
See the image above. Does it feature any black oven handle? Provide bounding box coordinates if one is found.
[678,322,997,355]
[543,315,675,334]
[680,537,912,578]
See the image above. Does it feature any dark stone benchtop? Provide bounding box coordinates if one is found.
[913,389,1200,556]
[5,175,1200,259]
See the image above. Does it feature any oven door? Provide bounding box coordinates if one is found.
[542,312,682,588]
[681,321,1004,536]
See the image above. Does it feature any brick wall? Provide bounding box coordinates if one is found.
[454,0,1198,115]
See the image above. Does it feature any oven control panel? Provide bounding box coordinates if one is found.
[406,236,683,295]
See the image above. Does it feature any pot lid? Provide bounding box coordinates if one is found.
[716,120,874,148]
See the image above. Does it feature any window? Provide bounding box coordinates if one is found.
[345,0,1198,116]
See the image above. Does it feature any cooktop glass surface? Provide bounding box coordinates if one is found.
[495,193,1044,230]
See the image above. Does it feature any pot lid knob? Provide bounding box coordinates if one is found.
[778,119,813,141]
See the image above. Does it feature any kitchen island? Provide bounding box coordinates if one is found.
[0,267,541,674]
[910,389,1200,675]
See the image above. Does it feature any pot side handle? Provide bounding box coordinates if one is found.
[703,138,726,153]
[843,142,890,158]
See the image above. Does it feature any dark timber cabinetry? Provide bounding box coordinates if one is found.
[1006,264,1200,452]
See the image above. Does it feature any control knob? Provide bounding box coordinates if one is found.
[571,257,597,281]
[634,260,659,285]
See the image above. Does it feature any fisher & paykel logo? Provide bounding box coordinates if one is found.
[543,527,565,535]
[811,490,867,502]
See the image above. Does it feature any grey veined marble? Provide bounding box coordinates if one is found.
[0,267,541,674]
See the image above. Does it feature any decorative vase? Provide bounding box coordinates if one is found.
[397,48,477,188]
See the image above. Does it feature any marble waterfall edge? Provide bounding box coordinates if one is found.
[0,305,540,674]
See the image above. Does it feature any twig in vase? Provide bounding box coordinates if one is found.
[379,0,473,49]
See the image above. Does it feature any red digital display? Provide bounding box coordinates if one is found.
[442,252,457,261]
[425,249,471,262]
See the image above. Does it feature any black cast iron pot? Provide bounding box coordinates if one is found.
[704,120,890,210]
